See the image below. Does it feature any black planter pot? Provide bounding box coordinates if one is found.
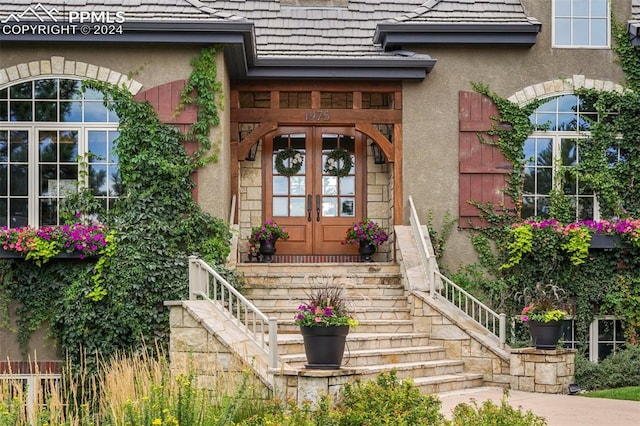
[358,241,376,262]
[258,239,277,263]
[528,320,563,349]
[300,325,349,369]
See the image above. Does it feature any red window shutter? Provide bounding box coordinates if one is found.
[133,80,197,125]
[458,91,514,228]
[133,80,200,200]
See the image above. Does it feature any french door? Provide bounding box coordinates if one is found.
[263,126,365,255]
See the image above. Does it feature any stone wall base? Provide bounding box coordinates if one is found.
[510,348,576,394]
[272,368,357,406]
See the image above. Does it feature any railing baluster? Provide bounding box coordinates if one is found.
[187,256,278,368]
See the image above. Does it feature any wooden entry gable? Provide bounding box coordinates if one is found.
[230,81,403,226]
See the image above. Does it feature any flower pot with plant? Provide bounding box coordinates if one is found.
[518,282,569,349]
[294,286,359,369]
[342,219,389,262]
[0,223,112,265]
[248,219,289,263]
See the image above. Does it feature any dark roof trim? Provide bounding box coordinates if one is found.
[374,23,541,50]
[242,55,436,80]
[1,21,435,80]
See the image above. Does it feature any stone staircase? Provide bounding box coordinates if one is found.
[237,262,484,394]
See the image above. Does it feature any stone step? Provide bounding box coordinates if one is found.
[281,345,447,367]
[274,332,434,355]
[276,319,415,334]
[257,306,411,321]
[332,361,467,384]
[234,262,488,396]
[247,295,409,310]
[242,283,406,298]
[412,373,485,394]
[236,263,401,276]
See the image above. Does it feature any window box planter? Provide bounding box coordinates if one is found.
[0,247,95,260]
[589,234,621,249]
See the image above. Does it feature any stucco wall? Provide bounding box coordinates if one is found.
[0,45,231,220]
[196,52,232,221]
[0,46,230,360]
[402,0,629,270]
[1,45,198,89]
[0,301,61,361]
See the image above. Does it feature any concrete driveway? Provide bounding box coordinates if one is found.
[438,387,640,426]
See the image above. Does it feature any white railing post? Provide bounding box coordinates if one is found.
[408,195,507,346]
[268,317,279,369]
[428,257,436,296]
[499,313,507,348]
[188,255,198,300]
[186,257,279,369]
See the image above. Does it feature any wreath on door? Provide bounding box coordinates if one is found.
[275,148,304,177]
[324,148,353,178]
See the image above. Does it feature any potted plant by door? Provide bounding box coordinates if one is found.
[248,219,289,263]
[518,282,569,349]
[294,287,359,369]
[342,219,389,262]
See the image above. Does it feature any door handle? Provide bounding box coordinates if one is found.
[307,194,312,222]
[316,195,320,221]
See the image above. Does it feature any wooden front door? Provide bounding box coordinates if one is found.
[263,126,365,255]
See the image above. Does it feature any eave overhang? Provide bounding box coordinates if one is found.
[374,22,541,50]
[242,55,436,80]
[1,21,434,80]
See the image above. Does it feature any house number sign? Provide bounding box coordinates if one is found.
[304,110,330,121]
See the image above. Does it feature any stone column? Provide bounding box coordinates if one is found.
[510,348,576,394]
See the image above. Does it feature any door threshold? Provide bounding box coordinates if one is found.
[249,254,364,263]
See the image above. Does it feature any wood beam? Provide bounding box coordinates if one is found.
[355,122,394,162]
[237,122,278,160]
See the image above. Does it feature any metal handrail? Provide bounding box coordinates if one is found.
[188,256,279,368]
[408,196,506,347]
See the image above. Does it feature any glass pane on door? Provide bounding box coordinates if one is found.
[272,133,306,217]
[321,133,356,218]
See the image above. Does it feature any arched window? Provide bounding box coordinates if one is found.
[523,94,601,220]
[0,78,119,227]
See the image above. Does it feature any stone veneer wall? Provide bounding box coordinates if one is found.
[239,142,264,260]
[167,302,258,393]
[408,292,512,387]
[238,142,394,261]
[510,348,576,394]
[366,141,393,261]
[169,300,360,405]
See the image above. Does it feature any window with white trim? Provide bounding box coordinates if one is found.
[0,78,119,227]
[523,94,600,220]
[561,316,626,362]
[553,0,609,48]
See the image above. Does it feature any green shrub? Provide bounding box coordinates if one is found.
[336,370,444,425]
[449,391,547,426]
[575,344,640,391]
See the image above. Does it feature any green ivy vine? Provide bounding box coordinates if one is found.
[179,46,223,164]
[0,47,235,368]
[462,20,640,348]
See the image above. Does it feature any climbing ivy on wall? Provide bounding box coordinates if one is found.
[461,22,640,347]
[0,47,232,368]
[179,46,223,163]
